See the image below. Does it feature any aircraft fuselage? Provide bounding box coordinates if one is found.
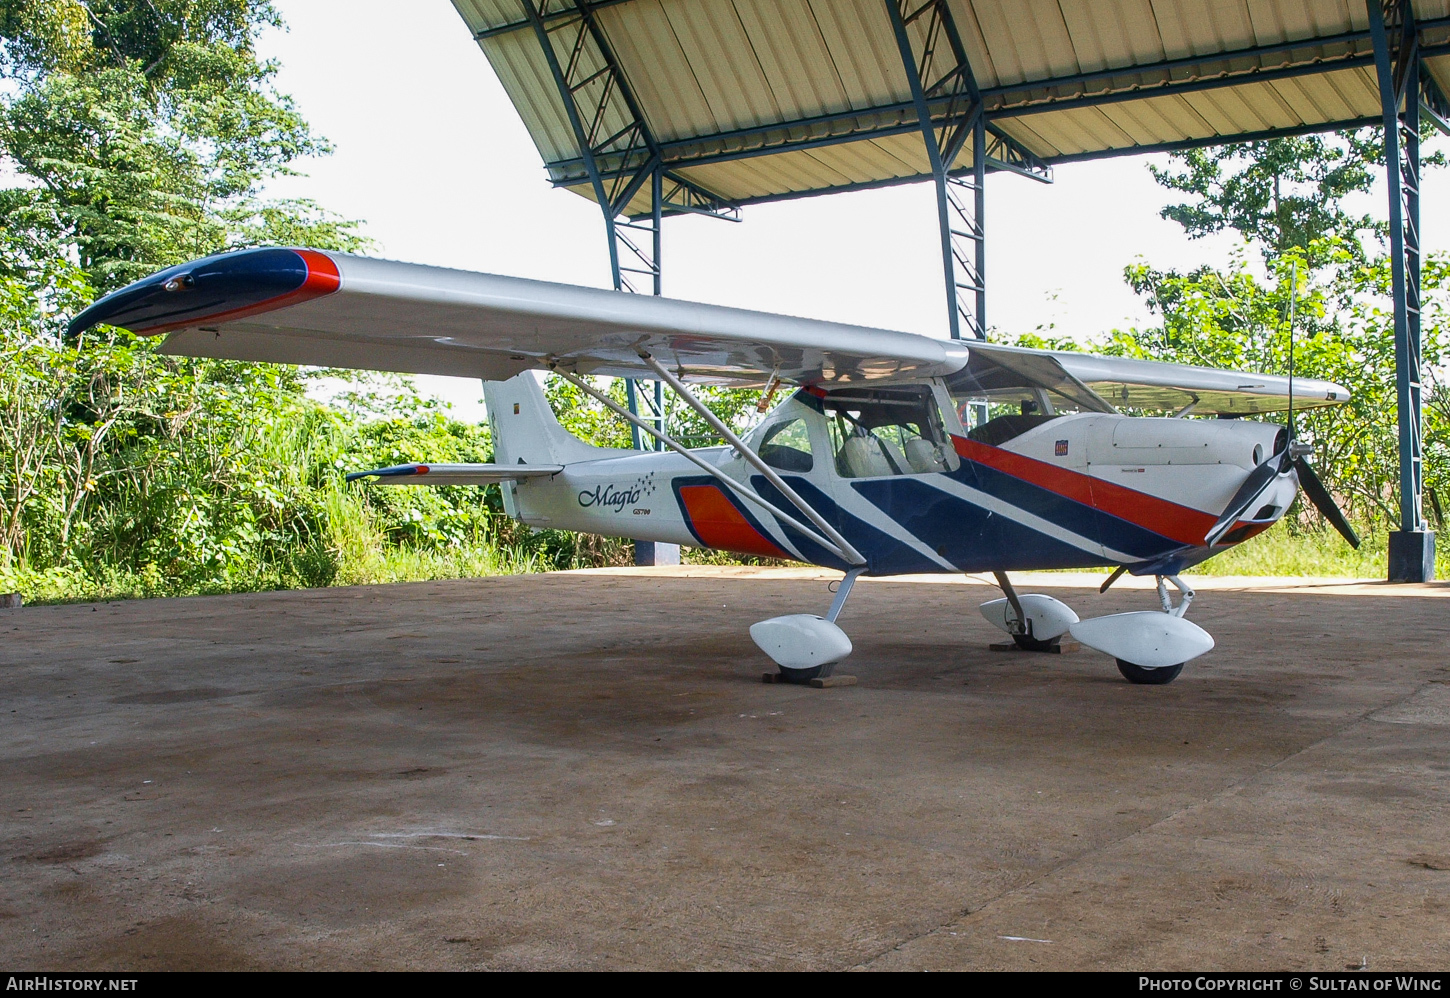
[501,384,1295,578]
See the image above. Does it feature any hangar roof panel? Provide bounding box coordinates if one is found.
[452,1,1450,209]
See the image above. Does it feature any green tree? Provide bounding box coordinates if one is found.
[0,0,368,288]
[1148,131,1387,264]
[1108,126,1450,536]
[545,374,764,451]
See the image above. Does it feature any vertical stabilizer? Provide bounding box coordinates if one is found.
[484,371,633,466]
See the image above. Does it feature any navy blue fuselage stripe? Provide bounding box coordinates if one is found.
[677,466,1186,576]
[742,477,852,572]
[850,477,1110,572]
[748,476,940,575]
[68,248,310,336]
[950,457,1183,560]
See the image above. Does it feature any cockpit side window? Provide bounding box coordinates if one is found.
[822,389,957,478]
[757,417,814,472]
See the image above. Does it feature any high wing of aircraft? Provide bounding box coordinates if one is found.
[71,247,1359,687]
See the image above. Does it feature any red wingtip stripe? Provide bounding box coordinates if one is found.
[296,249,341,295]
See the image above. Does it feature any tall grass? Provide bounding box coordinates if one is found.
[1187,520,1447,578]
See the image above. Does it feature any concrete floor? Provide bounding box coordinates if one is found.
[2,567,1448,971]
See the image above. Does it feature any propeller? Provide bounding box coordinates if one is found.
[1202,444,1360,549]
[1292,455,1361,548]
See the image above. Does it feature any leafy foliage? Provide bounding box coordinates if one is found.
[1021,126,1449,555]
[0,0,367,288]
[1148,131,1387,263]
[0,2,544,603]
[544,373,763,450]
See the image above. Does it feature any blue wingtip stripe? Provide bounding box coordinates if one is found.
[344,464,425,482]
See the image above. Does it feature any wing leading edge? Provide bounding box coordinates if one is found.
[68,247,1350,414]
[68,247,969,388]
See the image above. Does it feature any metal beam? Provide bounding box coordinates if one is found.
[532,17,1450,185]
[551,114,1385,213]
[1045,115,1384,165]
[887,0,988,341]
[1423,65,1450,133]
[474,0,636,41]
[522,0,625,289]
[1370,0,1434,581]
[547,118,1046,188]
[539,27,1405,183]
[990,52,1378,121]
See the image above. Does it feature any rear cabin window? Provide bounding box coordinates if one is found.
[823,390,955,478]
[966,413,1059,448]
[758,418,813,472]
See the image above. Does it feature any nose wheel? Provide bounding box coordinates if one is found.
[1115,660,1184,685]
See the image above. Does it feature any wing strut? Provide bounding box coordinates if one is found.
[637,352,867,567]
[553,369,865,567]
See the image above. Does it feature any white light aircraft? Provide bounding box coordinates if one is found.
[70,247,1360,685]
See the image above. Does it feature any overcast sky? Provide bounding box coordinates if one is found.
[258,1,1448,421]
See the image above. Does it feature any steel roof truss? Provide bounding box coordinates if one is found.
[536,21,1450,180]
[1424,68,1450,133]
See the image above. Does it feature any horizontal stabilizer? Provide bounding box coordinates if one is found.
[345,463,563,485]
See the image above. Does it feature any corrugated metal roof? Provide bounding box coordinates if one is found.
[451,0,1450,211]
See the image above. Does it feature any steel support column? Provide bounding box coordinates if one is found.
[1370,0,1434,581]
[887,0,986,343]
[524,0,705,563]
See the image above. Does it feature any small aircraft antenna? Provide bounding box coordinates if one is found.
[1285,260,1298,441]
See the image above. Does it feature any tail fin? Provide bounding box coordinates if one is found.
[483,371,633,466]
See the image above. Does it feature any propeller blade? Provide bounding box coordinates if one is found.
[1205,453,1282,547]
[1292,457,1361,549]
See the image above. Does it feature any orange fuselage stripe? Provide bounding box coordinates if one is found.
[678,485,791,559]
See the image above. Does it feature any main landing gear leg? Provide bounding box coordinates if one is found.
[755,568,865,687]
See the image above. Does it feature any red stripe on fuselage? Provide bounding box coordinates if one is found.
[144,249,341,334]
[951,435,1219,546]
[678,485,791,559]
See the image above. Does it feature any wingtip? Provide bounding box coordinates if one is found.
[65,247,341,339]
[345,463,426,482]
